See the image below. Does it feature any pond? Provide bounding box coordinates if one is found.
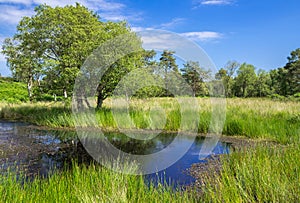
[0,121,230,187]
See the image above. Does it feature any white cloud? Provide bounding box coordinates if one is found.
[100,11,143,22]
[160,18,185,29]
[130,18,185,33]
[131,27,154,32]
[0,0,31,5]
[0,5,34,24]
[180,31,223,42]
[141,33,179,50]
[0,36,8,62]
[0,0,125,10]
[138,30,216,71]
[194,0,235,8]
[0,0,137,24]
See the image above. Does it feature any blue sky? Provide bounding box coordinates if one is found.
[0,0,300,76]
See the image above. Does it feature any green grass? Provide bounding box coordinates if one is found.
[0,161,197,202]
[200,144,300,202]
[0,77,29,103]
[1,98,299,144]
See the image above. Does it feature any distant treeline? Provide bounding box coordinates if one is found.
[214,49,299,98]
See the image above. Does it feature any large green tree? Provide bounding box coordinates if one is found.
[234,63,257,97]
[215,60,239,97]
[2,38,41,100]
[158,50,180,96]
[181,61,210,96]
[269,68,289,96]
[255,69,272,97]
[283,48,300,95]
[95,49,155,108]
[2,4,134,102]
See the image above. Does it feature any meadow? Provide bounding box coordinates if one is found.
[0,97,299,202]
[1,97,299,144]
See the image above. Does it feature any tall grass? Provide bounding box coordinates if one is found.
[0,161,197,202]
[201,145,300,202]
[1,98,299,144]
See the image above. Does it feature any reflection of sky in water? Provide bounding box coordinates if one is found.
[0,121,230,188]
[0,122,14,131]
[144,136,230,188]
[29,134,61,145]
[0,121,28,133]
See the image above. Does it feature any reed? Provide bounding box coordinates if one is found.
[1,98,299,144]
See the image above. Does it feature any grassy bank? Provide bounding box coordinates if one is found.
[201,145,300,202]
[1,98,299,144]
[0,162,197,202]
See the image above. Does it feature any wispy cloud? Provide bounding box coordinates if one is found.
[0,0,126,10]
[0,0,32,5]
[100,11,143,22]
[201,0,233,5]
[0,0,141,24]
[0,5,34,24]
[160,18,185,29]
[131,27,154,32]
[193,0,235,8]
[0,36,8,62]
[180,31,223,42]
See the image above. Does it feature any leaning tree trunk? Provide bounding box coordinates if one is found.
[96,93,104,109]
[96,85,105,109]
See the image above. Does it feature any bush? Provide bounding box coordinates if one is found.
[0,78,29,103]
[269,94,286,101]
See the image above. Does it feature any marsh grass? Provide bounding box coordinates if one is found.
[201,145,300,202]
[1,98,299,144]
[0,161,197,202]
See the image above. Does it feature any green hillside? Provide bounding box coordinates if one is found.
[0,77,29,103]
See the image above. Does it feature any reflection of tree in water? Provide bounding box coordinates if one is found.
[194,136,206,144]
[105,132,177,155]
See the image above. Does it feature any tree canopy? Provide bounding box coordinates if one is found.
[2,4,133,103]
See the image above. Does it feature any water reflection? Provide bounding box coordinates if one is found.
[0,121,230,187]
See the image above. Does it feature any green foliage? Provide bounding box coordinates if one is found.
[1,4,137,102]
[234,63,257,97]
[255,69,272,97]
[294,92,300,97]
[284,48,300,95]
[215,61,239,97]
[158,50,180,97]
[181,61,210,96]
[0,77,28,103]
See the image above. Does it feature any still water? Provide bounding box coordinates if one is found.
[0,121,230,186]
